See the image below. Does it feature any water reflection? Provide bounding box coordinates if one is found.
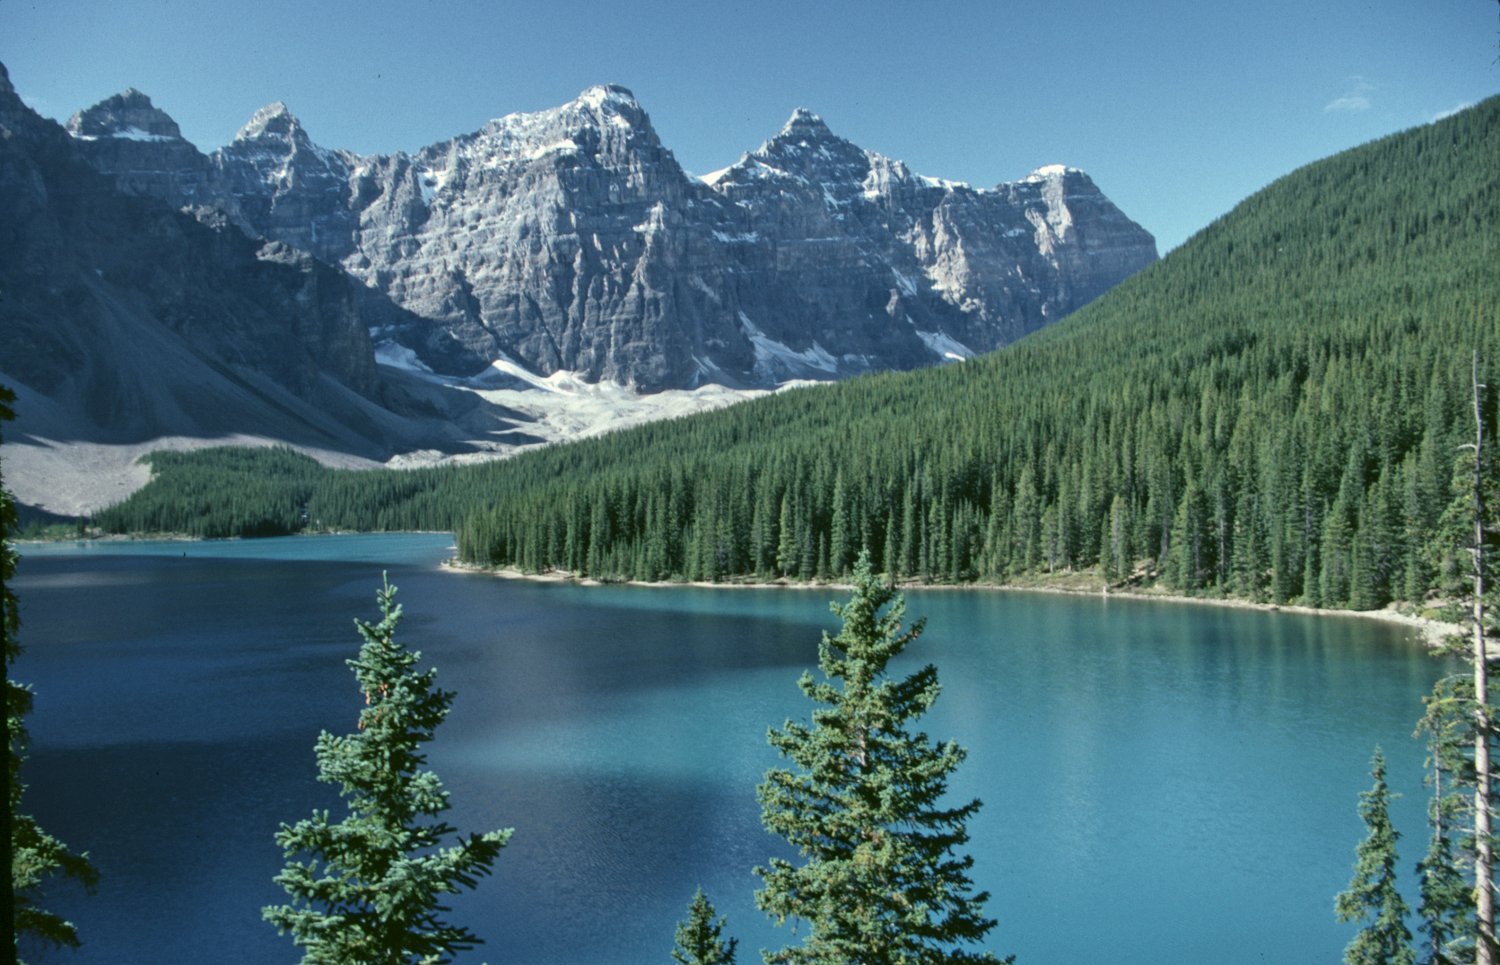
[12,538,1454,964]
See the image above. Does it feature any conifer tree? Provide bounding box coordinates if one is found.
[1463,356,1497,964]
[755,552,1007,964]
[1335,747,1415,965]
[1106,494,1131,584]
[1415,678,1476,964]
[1421,355,1500,964]
[3,386,98,962]
[264,575,510,964]
[672,888,737,965]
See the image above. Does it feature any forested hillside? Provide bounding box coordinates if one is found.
[97,97,1499,611]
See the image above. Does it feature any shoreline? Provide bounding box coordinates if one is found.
[21,530,1463,651]
[441,559,1466,651]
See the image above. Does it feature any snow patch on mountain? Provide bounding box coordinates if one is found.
[1024,164,1080,181]
[740,312,839,378]
[915,329,974,362]
[69,126,178,143]
[375,351,779,462]
[65,80,1159,394]
[374,339,434,374]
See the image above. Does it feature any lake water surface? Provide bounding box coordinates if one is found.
[12,534,1453,963]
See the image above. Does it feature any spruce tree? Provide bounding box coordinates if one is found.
[264,575,510,964]
[1415,676,1479,964]
[672,888,738,965]
[4,386,98,962]
[1335,747,1415,965]
[1424,355,1500,963]
[1462,355,1497,964]
[755,551,1007,964]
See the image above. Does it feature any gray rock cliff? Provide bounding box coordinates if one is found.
[65,88,223,215]
[1,63,501,457]
[68,84,1159,391]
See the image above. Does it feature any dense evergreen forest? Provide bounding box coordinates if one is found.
[97,97,1499,612]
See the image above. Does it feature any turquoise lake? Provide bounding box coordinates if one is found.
[11,533,1454,963]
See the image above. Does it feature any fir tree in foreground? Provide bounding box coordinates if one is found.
[1411,355,1500,965]
[1335,747,1414,965]
[756,552,1008,964]
[264,576,510,964]
[3,385,98,962]
[672,888,738,965]
[1415,676,1478,964]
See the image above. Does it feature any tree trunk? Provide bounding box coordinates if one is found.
[1472,352,1494,965]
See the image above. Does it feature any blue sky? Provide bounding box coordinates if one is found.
[3,0,1496,252]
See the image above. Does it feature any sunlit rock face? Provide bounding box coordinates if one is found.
[71,84,1159,391]
[3,69,390,448]
[65,88,223,215]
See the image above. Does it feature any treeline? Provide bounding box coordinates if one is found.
[98,447,327,538]
[1333,383,1497,962]
[451,96,1499,607]
[94,448,461,537]
[99,97,1500,613]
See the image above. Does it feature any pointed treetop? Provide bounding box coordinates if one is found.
[1334,745,1415,965]
[757,548,1007,963]
[672,888,738,965]
[263,575,510,962]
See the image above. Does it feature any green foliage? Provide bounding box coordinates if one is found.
[263,576,511,964]
[1335,747,1415,965]
[443,97,1498,609]
[1418,821,1472,965]
[755,553,1006,964]
[4,385,99,961]
[1415,677,1476,964]
[1433,439,1500,631]
[97,99,1500,619]
[672,888,738,965]
[1407,391,1500,964]
[94,446,344,538]
[93,444,485,539]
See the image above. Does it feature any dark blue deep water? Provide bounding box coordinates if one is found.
[11,534,1454,963]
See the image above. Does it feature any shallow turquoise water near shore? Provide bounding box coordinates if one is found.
[13,534,1453,963]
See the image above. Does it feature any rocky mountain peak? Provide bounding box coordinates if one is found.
[568,83,655,144]
[718,105,870,192]
[476,82,658,153]
[66,88,184,141]
[234,101,308,144]
[1023,163,1082,183]
[212,101,355,265]
[50,71,1158,392]
[577,83,639,110]
[780,106,832,138]
[59,84,217,215]
[0,62,14,97]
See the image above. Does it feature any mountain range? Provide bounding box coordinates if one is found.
[92,94,1500,608]
[62,79,1156,390]
[0,60,1155,516]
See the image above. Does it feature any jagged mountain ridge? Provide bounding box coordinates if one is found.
[0,62,513,466]
[68,84,1158,390]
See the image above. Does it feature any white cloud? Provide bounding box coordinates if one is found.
[1325,94,1372,112]
[1431,101,1474,123]
[1325,77,1376,113]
